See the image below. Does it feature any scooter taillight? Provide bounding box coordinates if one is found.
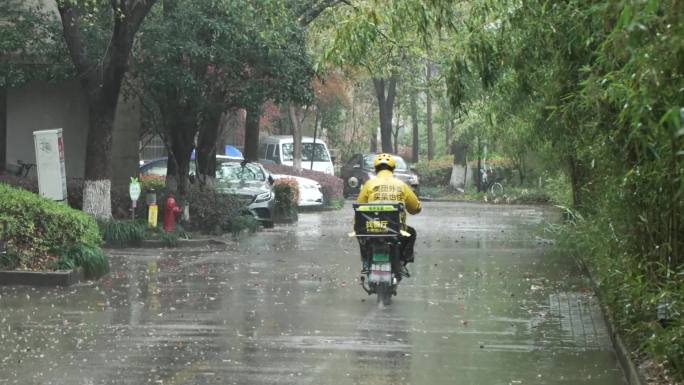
[369,263,392,283]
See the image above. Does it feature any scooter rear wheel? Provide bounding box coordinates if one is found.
[376,284,393,306]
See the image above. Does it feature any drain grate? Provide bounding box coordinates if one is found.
[547,292,612,351]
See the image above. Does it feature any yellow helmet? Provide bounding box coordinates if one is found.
[372,153,396,170]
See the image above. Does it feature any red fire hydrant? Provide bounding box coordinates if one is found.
[164,195,182,232]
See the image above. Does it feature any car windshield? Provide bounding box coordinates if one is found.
[362,155,408,171]
[141,161,168,176]
[216,162,265,182]
[282,143,330,162]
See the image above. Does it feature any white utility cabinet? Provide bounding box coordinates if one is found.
[33,129,67,201]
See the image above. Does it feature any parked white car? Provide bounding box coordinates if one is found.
[258,136,335,175]
[272,174,324,207]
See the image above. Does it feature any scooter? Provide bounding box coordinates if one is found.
[351,203,411,306]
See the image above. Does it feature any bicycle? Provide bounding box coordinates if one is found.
[488,181,504,196]
[479,167,504,196]
[4,160,36,177]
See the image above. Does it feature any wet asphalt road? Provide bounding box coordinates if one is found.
[0,201,626,385]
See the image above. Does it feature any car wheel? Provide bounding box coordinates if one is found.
[262,220,275,229]
[347,176,360,189]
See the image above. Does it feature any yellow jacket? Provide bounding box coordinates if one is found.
[356,170,422,222]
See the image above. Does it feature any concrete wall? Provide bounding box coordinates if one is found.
[6,80,88,179]
[112,92,141,188]
[5,80,141,188]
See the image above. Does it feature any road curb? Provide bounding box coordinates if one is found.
[575,257,646,385]
[0,269,82,287]
[104,238,233,249]
[142,238,232,248]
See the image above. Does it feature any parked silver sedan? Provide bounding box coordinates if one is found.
[215,160,275,228]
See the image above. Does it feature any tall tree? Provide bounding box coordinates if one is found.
[237,1,314,161]
[409,89,420,162]
[425,61,434,160]
[57,0,157,220]
[136,0,312,178]
[372,75,397,153]
[321,2,444,153]
[135,0,225,195]
[286,0,343,171]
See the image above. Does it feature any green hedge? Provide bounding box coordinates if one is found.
[0,183,107,277]
[186,185,253,234]
[413,158,453,187]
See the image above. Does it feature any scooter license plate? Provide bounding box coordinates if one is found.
[369,263,392,283]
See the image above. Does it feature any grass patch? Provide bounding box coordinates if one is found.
[227,215,259,237]
[98,219,146,247]
[50,243,109,279]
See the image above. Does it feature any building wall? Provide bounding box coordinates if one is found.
[5,79,140,188]
[6,80,88,179]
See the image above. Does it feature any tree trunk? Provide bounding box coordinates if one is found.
[351,90,358,140]
[370,131,377,153]
[446,118,453,151]
[410,89,419,163]
[81,96,116,220]
[57,1,157,220]
[393,128,399,154]
[426,62,434,161]
[476,136,482,192]
[568,155,586,210]
[373,76,397,153]
[0,88,6,170]
[517,155,525,185]
[244,104,261,161]
[310,107,320,170]
[288,103,303,171]
[196,111,222,188]
[164,109,196,197]
[393,98,401,154]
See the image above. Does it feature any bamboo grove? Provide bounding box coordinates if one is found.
[456,0,683,376]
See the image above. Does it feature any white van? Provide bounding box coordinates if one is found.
[258,135,335,175]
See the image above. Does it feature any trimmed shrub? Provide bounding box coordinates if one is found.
[413,158,453,187]
[262,164,343,206]
[0,183,106,277]
[0,174,146,220]
[185,185,248,234]
[0,172,37,192]
[273,178,299,223]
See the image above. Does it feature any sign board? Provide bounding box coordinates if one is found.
[33,129,67,201]
[129,178,141,201]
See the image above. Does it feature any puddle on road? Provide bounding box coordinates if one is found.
[0,202,625,385]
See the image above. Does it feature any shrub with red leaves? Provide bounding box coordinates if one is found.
[0,173,38,193]
[262,164,343,205]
